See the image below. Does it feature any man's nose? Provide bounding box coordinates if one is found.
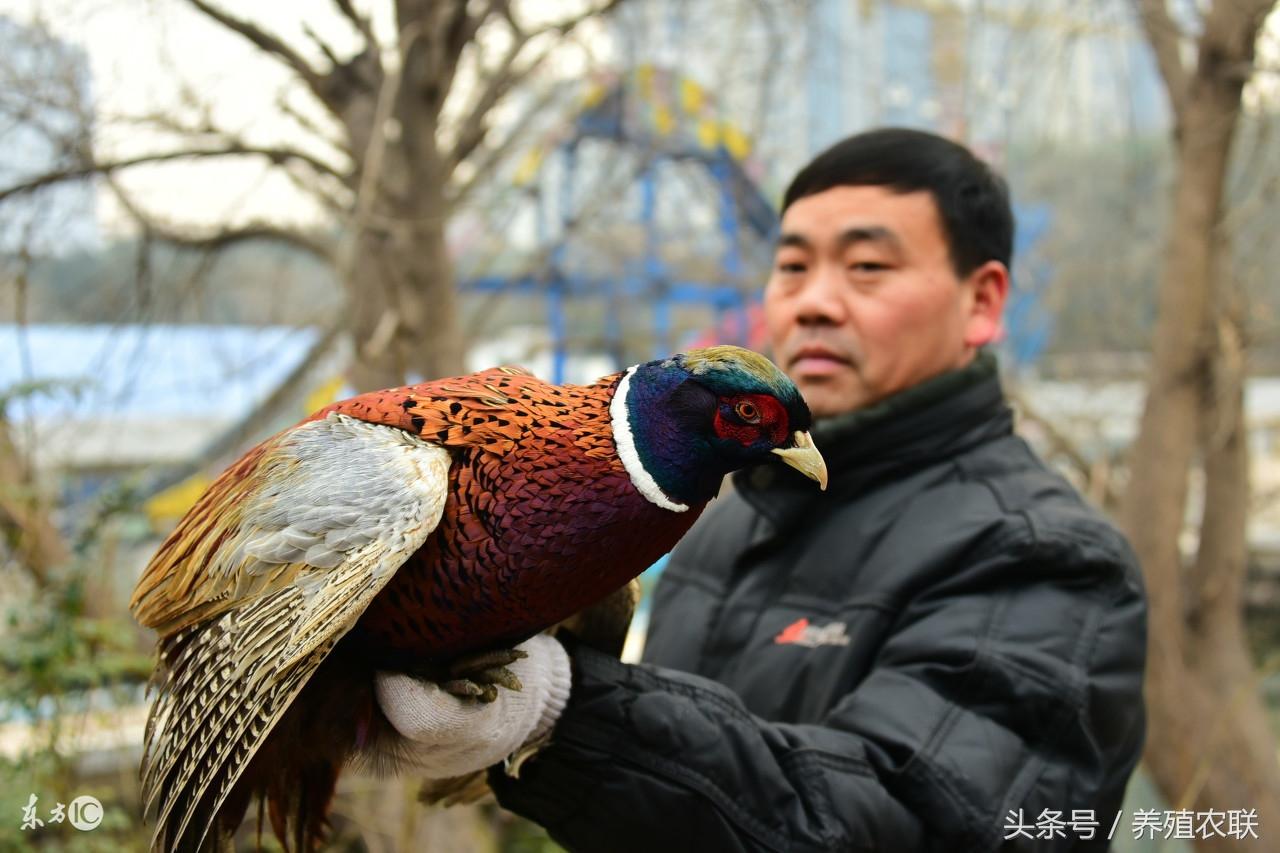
[794,263,847,325]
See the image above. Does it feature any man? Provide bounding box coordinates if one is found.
[376,128,1148,851]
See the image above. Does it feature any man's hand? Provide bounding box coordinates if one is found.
[375,633,571,779]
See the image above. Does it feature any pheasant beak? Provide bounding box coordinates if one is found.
[772,431,828,490]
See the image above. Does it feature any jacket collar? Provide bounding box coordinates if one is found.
[734,349,1012,527]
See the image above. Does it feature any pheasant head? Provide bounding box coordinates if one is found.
[612,344,826,510]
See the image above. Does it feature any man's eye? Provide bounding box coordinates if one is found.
[849,261,889,273]
[776,261,807,274]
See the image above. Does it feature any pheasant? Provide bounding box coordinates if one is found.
[129,345,826,851]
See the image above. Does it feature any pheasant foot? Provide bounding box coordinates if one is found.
[440,648,527,703]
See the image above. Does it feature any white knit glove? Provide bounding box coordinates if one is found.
[374,633,572,779]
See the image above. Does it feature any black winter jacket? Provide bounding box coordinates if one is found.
[492,354,1148,852]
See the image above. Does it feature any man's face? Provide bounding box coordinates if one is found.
[764,185,1007,418]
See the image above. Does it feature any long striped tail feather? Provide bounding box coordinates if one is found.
[141,589,344,851]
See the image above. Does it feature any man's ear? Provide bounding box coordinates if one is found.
[962,261,1010,348]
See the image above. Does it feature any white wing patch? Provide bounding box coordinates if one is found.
[142,412,451,850]
[229,413,450,666]
[225,412,448,576]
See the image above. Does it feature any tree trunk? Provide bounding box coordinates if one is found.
[1123,3,1280,848]
[346,188,466,391]
[0,415,68,587]
[1182,305,1280,847]
[343,5,468,392]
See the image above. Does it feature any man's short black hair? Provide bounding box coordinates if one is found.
[781,127,1014,276]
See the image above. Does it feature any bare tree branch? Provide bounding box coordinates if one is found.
[395,0,452,95]
[185,0,386,124]
[334,0,378,49]
[0,142,350,203]
[1199,0,1278,83]
[163,222,335,261]
[443,0,479,70]
[303,21,346,72]
[276,93,356,166]
[445,0,622,175]
[282,161,354,217]
[106,177,335,264]
[1006,385,1121,509]
[537,0,625,44]
[446,39,533,173]
[468,0,511,43]
[447,80,563,207]
[185,0,327,98]
[100,104,355,194]
[447,0,515,73]
[1135,0,1191,118]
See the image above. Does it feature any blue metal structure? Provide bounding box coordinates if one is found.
[1003,203,1056,371]
[460,68,778,383]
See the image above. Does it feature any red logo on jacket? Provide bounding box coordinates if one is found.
[774,618,850,647]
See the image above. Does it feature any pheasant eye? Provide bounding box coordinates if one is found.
[734,401,761,424]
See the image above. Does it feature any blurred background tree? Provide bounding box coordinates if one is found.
[2,0,623,392]
[1119,1,1280,847]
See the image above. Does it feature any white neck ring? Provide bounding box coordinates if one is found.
[610,366,690,513]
